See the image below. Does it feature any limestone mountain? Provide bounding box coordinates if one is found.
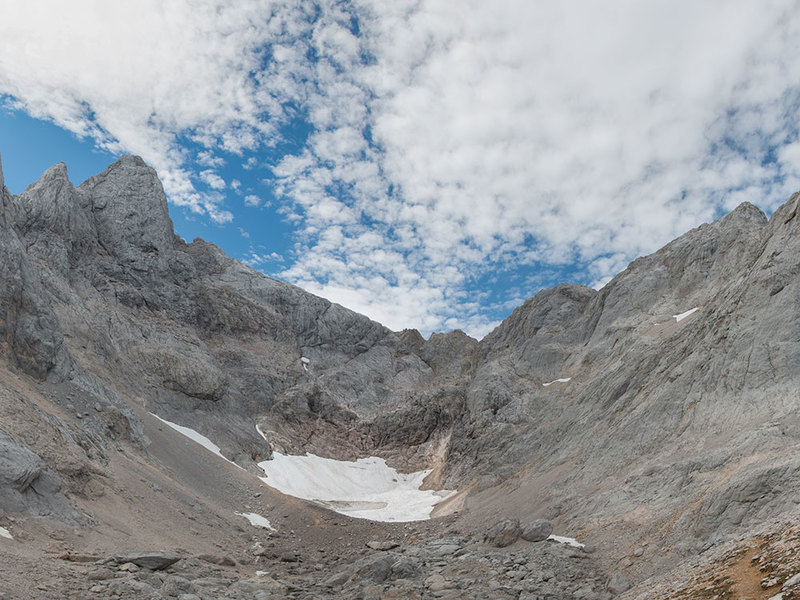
[3,154,800,597]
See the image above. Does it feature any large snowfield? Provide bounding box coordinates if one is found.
[256,450,455,522]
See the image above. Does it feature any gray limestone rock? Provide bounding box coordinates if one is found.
[0,429,74,520]
[0,188,73,381]
[113,551,181,571]
[521,520,553,542]
[607,572,631,595]
[351,553,397,584]
[485,519,522,547]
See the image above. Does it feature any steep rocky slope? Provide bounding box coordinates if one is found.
[3,153,800,597]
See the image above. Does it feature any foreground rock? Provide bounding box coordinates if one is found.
[485,519,522,547]
[112,552,181,571]
[521,519,554,542]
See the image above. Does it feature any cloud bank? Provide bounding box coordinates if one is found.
[2,0,800,337]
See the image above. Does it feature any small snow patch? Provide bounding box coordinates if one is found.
[673,307,699,322]
[543,378,571,387]
[236,512,275,531]
[152,414,237,467]
[548,534,584,548]
[300,356,310,371]
[256,570,268,576]
[0,526,12,540]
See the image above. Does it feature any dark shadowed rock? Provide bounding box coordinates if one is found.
[113,551,181,570]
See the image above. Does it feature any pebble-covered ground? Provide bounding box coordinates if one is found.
[0,526,614,600]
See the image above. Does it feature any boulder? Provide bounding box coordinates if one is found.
[607,572,631,595]
[197,554,235,566]
[366,540,400,551]
[485,519,522,547]
[521,519,554,542]
[113,551,181,571]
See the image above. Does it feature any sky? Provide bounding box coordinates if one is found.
[2,1,800,339]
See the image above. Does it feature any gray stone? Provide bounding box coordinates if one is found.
[521,519,553,542]
[784,572,800,590]
[353,554,396,584]
[197,554,235,566]
[113,551,181,571]
[322,570,351,588]
[485,519,522,547]
[390,556,420,580]
[0,429,74,519]
[367,540,400,551]
[607,572,631,595]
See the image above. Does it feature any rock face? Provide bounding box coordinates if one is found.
[5,154,800,597]
[0,429,74,520]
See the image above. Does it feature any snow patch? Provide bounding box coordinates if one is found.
[548,534,584,548]
[152,414,237,467]
[255,427,455,522]
[236,512,275,531]
[543,377,571,387]
[256,570,268,576]
[301,356,310,371]
[0,526,12,540]
[673,307,699,322]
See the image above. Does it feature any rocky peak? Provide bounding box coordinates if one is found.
[23,161,70,192]
[719,201,768,227]
[15,162,90,244]
[78,155,175,261]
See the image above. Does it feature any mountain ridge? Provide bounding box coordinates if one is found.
[3,154,800,597]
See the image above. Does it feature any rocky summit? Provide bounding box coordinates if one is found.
[3,154,800,598]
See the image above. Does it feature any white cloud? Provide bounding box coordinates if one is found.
[197,150,225,168]
[242,249,284,267]
[200,169,226,190]
[244,194,262,207]
[4,1,800,336]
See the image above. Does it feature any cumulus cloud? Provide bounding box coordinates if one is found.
[3,1,800,336]
[242,249,284,267]
[197,151,225,168]
[200,170,226,190]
